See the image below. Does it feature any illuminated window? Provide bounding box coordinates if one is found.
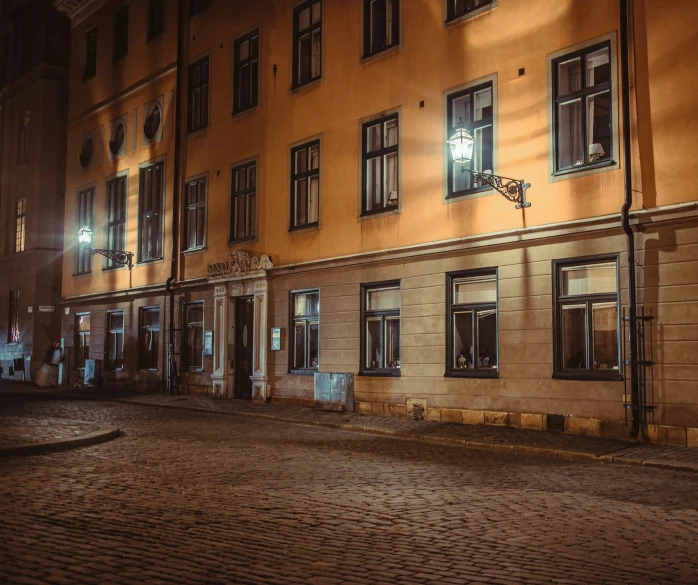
[230,162,256,242]
[233,30,259,114]
[290,140,319,230]
[18,111,30,163]
[105,312,124,371]
[75,188,94,275]
[362,113,399,215]
[553,257,620,379]
[290,290,319,372]
[292,0,321,88]
[363,0,399,58]
[184,176,206,251]
[447,270,498,377]
[361,282,400,375]
[105,176,126,269]
[75,314,91,368]
[8,290,20,344]
[15,199,26,253]
[140,307,160,370]
[184,302,204,370]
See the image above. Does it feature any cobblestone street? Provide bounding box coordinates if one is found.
[1,397,697,585]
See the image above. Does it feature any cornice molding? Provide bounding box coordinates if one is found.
[53,0,110,28]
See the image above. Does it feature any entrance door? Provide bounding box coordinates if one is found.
[234,296,254,400]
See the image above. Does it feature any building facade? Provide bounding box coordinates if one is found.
[56,0,698,445]
[0,0,69,380]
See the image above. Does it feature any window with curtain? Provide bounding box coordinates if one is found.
[362,113,399,215]
[75,188,94,275]
[184,176,206,251]
[292,0,321,88]
[290,140,320,230]
[15,199,26,253]
[75,314,91,368]
[105,176,126,269]
[290,290,320,372]
[139,307,160,370]
[363,0,399,58]
[230,162,256,242]
[447,270,498,377]
[446,81,493,197]
[554,258,620,379]
[188,56,209,132]
[105,312,124,371]
[553,43,612,172]
[233,30,259,114]
[361,282,400,375]
[138,161,164,262]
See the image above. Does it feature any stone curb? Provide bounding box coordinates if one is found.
[96,396,698,474]
[0,425,120,457]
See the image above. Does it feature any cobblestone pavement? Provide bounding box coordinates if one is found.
[0,415,99,448]
[1,397,698,585]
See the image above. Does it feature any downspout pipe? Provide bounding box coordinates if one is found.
[166,0,186,394]
[619,0,641,438]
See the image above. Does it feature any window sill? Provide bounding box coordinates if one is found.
[229,236,256,246]
[186,368,204,373]
[550,160,618,183]
[112,54,129,66]
[232,105,259,121]
[553,371,623,382]
[445,184,493,204]
[289,369,318,376]
[445,369,498,379]
[444,1,497,29]
[359,205,400,221]
[146,34,164,47]
[183,246,206,256]
[102,265,127,273]
[136,257,164,266]
[361,43,401,65]
[186,126,209,139]
[82,74,96,84]
[290,76,323,96]
[138,368,159,372]
[358,369,400,378]
[554,160,615,177]
[72,272,93,279]
[289,222,319,235]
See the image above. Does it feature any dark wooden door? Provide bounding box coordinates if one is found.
[234,296,254,400]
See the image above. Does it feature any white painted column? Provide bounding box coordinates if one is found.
[250,279,268,402]
[211,284,228,398]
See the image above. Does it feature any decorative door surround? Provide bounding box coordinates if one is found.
[208,251,272,401]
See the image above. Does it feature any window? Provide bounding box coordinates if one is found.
[233,30,259,114]
[184,176,206,251]
[290,290,319,372]
[75,187,94,275]
[447,81,493,198]
[361,282,400,375]
[362,113,399,215]
[190,0,209,17]
[138,162,164,262]
[84,28,97,80]
[447,270,498,377]
[140,307,160,370]
[147,0,165,41]
[553,258,620,379]
[15,199,26,253]
[105,312,124,371]
[113,4,129,62]
[292,0,321,88]
[18,111,29,163]
[75,314,90,368]
[230,162,256,242]
[187,56,209,132]
[446,0,493,22]
[105,176,126,269]
[8,290,20,344]
[363,0,399,58]
[184,303,204,370]
[290,140,320,230]
[552,42,612,173]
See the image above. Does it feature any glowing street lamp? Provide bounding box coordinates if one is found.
[77,225,134,270]
[447,118,531,209]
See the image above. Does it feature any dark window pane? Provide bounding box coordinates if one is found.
[477,309,497,369]
[366,318,381,369]
[557,98,583,169]
[592,302,618,370]
[561,304,587,369]
[385,316,400,368]
[294,322,305,369]
[453,311,473,370]
[308,321,319,368]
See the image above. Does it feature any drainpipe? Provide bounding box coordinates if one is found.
[619,0,641,439]
[166,0,185,394]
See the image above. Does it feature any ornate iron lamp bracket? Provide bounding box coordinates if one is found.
[461,168,531,209]
[91,248,134,270]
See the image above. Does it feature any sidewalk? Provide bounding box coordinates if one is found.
[2,382,697,472]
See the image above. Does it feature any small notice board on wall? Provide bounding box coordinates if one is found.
[270,327,281,351]
[203,331,213,356]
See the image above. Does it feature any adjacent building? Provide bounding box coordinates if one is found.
[0,0,69,380]
[55,0,698,445]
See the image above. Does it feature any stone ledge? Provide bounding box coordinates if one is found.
[0,424,120,457]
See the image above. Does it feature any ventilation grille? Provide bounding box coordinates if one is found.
[546,414,565,432]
